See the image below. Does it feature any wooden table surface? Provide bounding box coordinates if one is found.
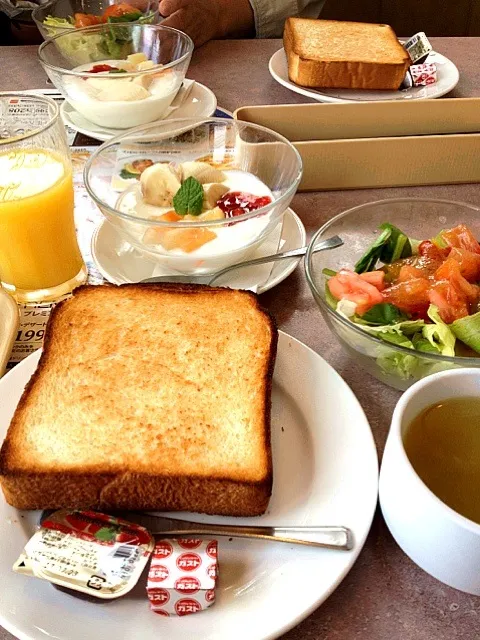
[1,37,480,640]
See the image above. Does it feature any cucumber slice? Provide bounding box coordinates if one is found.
[378,223,413,263]
[451,311,480,354]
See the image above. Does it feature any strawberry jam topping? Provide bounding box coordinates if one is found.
[217,192,272,218]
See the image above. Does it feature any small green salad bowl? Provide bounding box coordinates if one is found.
[305,198,480,391]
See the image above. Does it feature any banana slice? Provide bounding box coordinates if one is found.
[85,76,122,92]
[127,52,148,65]
[199,206,225,221]
[132,74,153,90]
[179,161,226,184]
[202,183,229,210]
[141,163,181,207]
[97,82,149,102]
[137,60,156,71]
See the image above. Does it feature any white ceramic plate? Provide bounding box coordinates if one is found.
[0,332,378,640]
[91,208,306,293]
[61,82,217,141]
[269,48,459,102]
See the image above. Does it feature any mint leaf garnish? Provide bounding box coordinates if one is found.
[108,68,127,74]
[173,177,204,216]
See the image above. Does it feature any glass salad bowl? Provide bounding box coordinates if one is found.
[33,0,159,40]
[305,198,480,391]
[38,24,193,129]
[84,117,303,274]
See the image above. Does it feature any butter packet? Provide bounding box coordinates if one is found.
[13,510,154,599]
[147,538,218,616]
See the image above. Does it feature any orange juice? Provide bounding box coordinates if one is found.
[0,149,85,293]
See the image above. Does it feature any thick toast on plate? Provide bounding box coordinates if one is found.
[284,18,411,90]
[0,284,277,516]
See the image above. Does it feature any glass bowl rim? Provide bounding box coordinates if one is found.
[84,116,304,228]
[32,0,159,29]
[37,23,194,78]
[305,196,480,366]
[0,92,60,146]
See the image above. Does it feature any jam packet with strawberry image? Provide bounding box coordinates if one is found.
[13,510,154,599]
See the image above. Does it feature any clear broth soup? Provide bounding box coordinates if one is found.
[404,397,480,525]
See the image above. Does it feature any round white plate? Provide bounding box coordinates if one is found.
[269,47,459,102]
[0,332,378,640]
[61,81,217,141]
[91,208,306,294]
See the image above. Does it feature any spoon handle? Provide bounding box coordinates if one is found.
[116,512,353,550]
[209,235,343,285]
[151,525,353,550]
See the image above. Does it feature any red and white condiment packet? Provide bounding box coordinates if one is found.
[410,63,437,86]
[147,538,218,616]
[13,510,155,599]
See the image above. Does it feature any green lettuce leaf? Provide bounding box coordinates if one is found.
[358,319,425,340]
[358,303,407,326]
[377,350,419,380]
[43,16,75,28]
[422,305,456,357]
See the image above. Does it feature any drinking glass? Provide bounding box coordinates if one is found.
[0,92,87,302]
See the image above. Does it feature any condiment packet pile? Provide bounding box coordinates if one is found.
[147,538,218,616]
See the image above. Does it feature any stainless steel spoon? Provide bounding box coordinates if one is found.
[140,235,343,286]
[118,512,353,551]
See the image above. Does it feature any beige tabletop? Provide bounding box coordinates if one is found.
[1,37,480,640]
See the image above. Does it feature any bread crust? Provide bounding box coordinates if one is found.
[0,284,277,516]
[284,18,411,90]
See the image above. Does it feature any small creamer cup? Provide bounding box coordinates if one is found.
[379,368,480,595]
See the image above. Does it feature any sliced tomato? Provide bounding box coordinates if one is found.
[102,3,140,19]
[74,12,101,27]
[428,280,470,323]
[397,264,426,282]
[328,270,383,315]
[385,254,443,284]
[434,258,479,302]
[358,270,385,291]
[382,277,430,316]
[441,224,480,255]
[448,247,480,282]
[418,240,451,261]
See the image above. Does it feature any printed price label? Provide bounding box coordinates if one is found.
[7,302,55,368]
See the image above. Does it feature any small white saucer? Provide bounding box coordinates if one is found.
[91,208,306,293]
[61,81,217,141]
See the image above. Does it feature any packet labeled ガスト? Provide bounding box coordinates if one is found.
[147,538,218,616]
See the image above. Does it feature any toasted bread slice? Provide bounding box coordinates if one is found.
[284,18,411,90]
[0,284,277,516]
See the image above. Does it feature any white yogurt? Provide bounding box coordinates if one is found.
[115,170,276,273]
[65,60,181,129]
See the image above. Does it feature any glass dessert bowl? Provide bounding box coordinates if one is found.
[84,117,303,274]
[38,23,193,129]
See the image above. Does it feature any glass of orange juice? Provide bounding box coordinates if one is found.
[0,93,87,303]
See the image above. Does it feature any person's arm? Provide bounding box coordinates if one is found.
[159,0,254,47]
[159,0,325,46]
[250,0,325,38]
